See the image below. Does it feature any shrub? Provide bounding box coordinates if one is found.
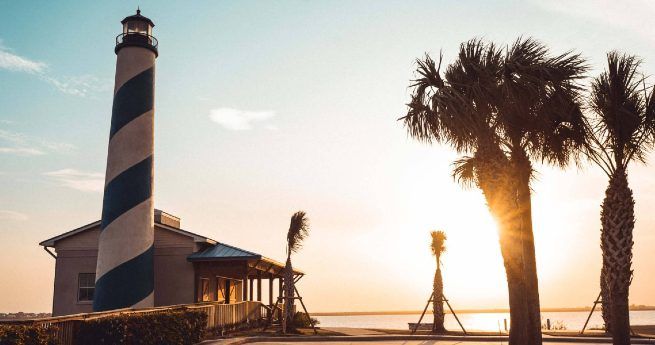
[0,324,56,345]
[292,312,319,328]
[541,319,567,331]
[76,309,207,345]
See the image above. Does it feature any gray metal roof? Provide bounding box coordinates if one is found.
[187,242,260,261]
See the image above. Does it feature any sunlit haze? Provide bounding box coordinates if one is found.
[1,0,654,313]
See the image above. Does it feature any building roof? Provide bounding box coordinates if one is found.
[38,210,303,275]
[39,210,216,247]
[187,242,304,275]
[188,242,259,261]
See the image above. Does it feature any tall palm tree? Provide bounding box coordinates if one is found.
[585,52,655,345]
[494,39,588,344]
[283,211,310,333]
[430,230,447,333]
[403,38,587,345]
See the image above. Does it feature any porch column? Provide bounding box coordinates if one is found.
[249,278,254,301]
[257,273,262,302]
[268,275,274,306]
[243,274,248,302]
[193,263,199,303]
[278,277,283,299]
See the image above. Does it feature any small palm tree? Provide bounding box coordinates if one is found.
[430,230,447,333]
[585,52,655,345]
[283,211,309,333]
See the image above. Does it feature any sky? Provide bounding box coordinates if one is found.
[1,0,655,313]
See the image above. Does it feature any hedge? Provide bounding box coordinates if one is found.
[76,309,207,345]
[293,312,319,328]
[0,324,56,345]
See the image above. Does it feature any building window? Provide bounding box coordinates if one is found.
[78,273,95,302]
[216,277,240,304]
[200,278,211,302]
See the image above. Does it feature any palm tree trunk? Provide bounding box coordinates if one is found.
[498,214,530,345]
[473,146,532,345]
[601,266,612,333]
[432,265,446,333]
[601,169,634,345]
[284,256,296,333]
[515,155,543,345]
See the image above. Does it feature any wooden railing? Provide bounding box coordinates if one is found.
[0,301,266,345]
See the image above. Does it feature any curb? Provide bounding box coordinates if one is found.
[201,334,655,344]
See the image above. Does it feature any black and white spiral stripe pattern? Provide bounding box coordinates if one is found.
[94,47,156,311]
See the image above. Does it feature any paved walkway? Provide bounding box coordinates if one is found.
[203,336,655,345]
[321,327,386,336]
[250,340,607,345]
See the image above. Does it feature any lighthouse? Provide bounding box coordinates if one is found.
[93,9,158,311]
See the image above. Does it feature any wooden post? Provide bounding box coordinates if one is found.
[294,286,318,334]
[581,292,602,334]
[412,292,433,334]
[279,277,283,298]
[225,280,231,304]
[243,275,248,302]
[193,263,199,303]
[249,278,254,301]
[268,275,274,306]
[257,274,262,302]
[443,296,466,335]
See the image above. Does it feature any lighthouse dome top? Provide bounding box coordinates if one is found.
[121,9,155,28]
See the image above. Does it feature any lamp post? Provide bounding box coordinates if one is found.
[93,9,158,312]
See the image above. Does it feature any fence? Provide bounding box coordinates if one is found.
[0,301,267,345]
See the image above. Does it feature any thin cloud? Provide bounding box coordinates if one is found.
[41,74,110,97]
[0,129,74,156]
[0,210,28,221]
[0,39,109,97]
[0,147,44,156]
[43,169,104,193]
[209,107,276,131]
[0,47,46,73]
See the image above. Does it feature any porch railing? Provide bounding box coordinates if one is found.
[0,301,267,345]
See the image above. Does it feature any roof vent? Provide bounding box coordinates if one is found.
[155,209,180,228]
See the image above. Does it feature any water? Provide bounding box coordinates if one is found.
[316,311,655,331]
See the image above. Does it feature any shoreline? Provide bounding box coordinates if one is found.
[313,306,655,316]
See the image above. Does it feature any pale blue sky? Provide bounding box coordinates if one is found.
[1,1,655,313]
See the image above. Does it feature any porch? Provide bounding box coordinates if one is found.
[189,243,304,307]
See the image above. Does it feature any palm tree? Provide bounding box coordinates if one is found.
[403,38,587,345]
[283,211,310,333]
[430,230,447,333]
[585,52,655,345]
[494,39,588,344]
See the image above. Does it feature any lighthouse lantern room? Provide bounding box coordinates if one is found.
[116,8,157,55]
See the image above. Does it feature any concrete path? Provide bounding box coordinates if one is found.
[202,336,655,345]
[250,340,607,345]
[321,327,386,336]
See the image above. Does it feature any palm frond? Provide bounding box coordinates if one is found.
[589,51,653,170]
[430,230,447,259]
[402,39,506,154]
[287,211,309,254]
[452,156,479,188]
